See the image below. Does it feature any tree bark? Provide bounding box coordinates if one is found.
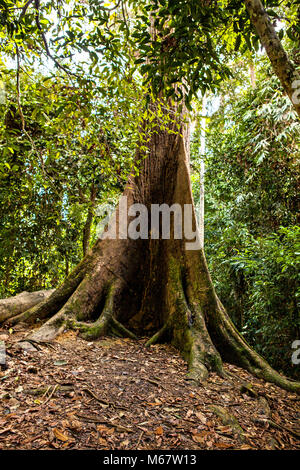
[2,99,299,394]
[244,0,300,117]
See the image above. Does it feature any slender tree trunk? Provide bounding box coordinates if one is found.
[198,94,206,249]
[244,0,300,117]
[0,289,55,323]
[2,98,299,394]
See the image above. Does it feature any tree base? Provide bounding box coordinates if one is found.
[3,247,300,395]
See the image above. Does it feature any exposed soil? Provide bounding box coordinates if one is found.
[0,325,299,450]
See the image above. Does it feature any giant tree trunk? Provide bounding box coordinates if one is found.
[3,100,299,394]
[82,182,97,256]
[244,0,300,118]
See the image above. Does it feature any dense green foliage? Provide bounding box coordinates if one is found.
[191,62,299,377]
[0,1,299,376]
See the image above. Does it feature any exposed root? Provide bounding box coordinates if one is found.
[67,315,137,341]
[254,417,300,439]
[17,288,85,343]
[144,256,300,394]
[4,242,299,395]
[110,317,138,340]
[18,280,137,345]
[145,322,171,347]
[146,260,225,384]
[6,259,87,327]
[65,282,116,340]
[66,285,138,341]
[209,405,244,439]
[0,289,55,323]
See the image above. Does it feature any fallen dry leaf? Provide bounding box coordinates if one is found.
[195,411,207,424]
[155,426,164,436]
[214,442,234,449]
[53,428,69,442]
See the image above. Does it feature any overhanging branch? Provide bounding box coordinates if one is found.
[34,0,80,78]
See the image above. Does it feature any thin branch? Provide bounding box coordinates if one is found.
[16,46,25,133]
[16,46,37,151]
[19,0,34,20]
[19,66,48,90]
[121,0,130,39]
[34,0,80,78]
[2,0,34,14]
[102,0,122,12]
[15,49,75,199]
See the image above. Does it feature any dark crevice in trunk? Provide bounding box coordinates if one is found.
[87,284,109,322]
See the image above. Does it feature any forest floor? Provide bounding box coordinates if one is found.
[0,325,299,451]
